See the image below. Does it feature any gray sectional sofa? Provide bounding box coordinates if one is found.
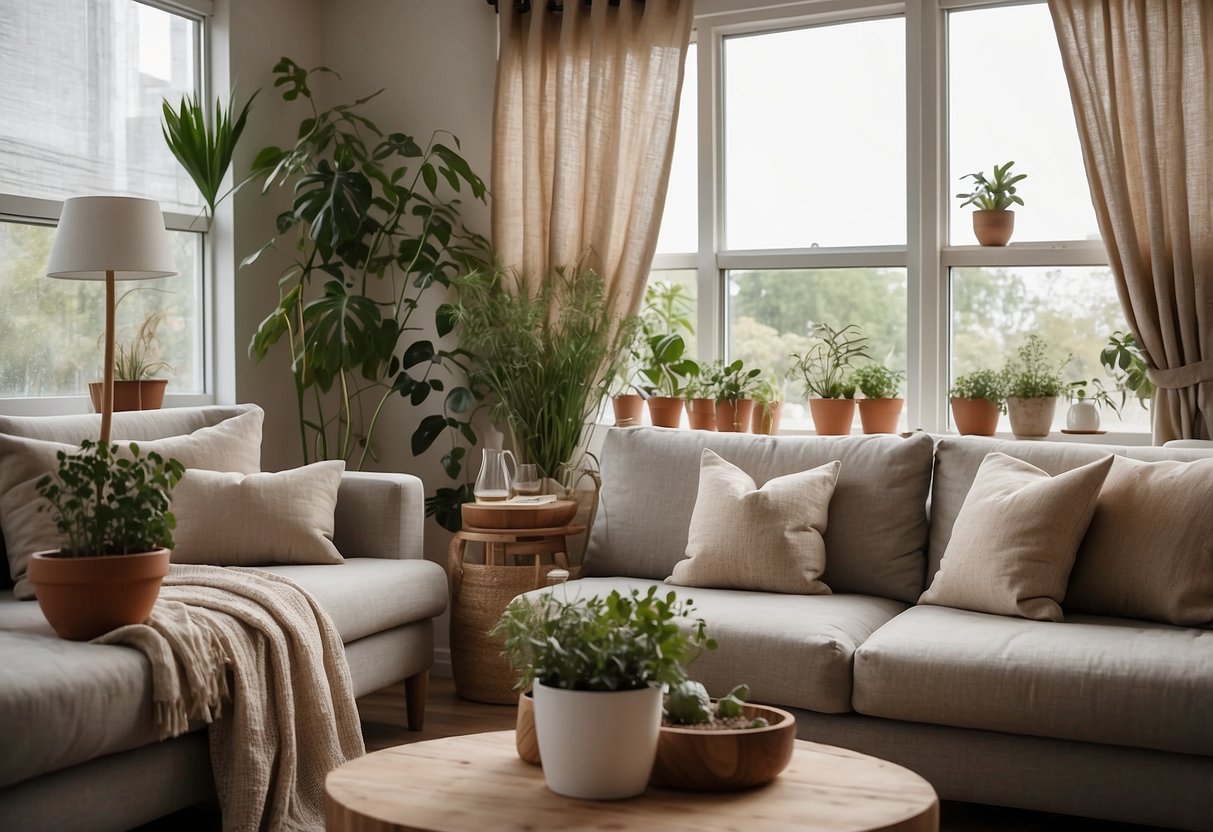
[0,406,447,831]
[576,427,1213,831]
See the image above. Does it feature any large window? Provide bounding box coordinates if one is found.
[651,0,1142,437]
[0,0,208,405]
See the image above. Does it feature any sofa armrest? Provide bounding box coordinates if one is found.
[333,471,424,560]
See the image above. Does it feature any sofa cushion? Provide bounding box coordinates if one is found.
[919,453,1113,621]
[0,408,265,599]
[586,429,934,603]
[171,462,346,566]
[256,558,448,644]
[927,436,1213,584]
[853,604,1213,756]
[554,577,905,714]
[1067,456,1213,627]
[0,404,260,446]
[667,451,837,594]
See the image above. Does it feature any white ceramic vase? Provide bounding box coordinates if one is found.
[532,682,663,800]
[1066,400,1101,432]
[1006,396,1057,438]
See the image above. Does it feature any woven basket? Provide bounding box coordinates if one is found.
[449,549,582,704]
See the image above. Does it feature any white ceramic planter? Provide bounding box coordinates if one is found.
[1006,396,1057,438]
[532,682,663,800]
[1066,401,1101,432]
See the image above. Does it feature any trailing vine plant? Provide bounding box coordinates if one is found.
[246,58,489,492]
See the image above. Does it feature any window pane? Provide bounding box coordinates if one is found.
[729,268,907,429]
[948,5,1099,244]
[0,221,204,397]
[951,266,1148,432]
[655,44,698,255]
[724,18,906,249]
[0,0,201,212]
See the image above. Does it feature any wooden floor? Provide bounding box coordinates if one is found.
[142,674,1172,831]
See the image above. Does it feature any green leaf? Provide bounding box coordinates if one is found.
[402,340,436,369]
[293,160,373,249]
[412,414,447,456]
[445,386,474,414]
[300,280,385,390]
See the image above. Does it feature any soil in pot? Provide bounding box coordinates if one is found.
[28,549,170,641]
[951,398,1001,436]
[685,398,716,430]
[647,396,683,429]
[857,398,903,434]
[611,394,645,427]
[809,399,856,436]
[972,209,1015,246]
[89,379,168,413]
[751,402,782,435]
[1007,396,1057,438]
[714,399,754,433]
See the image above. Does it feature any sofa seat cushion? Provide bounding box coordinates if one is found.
[853,604,1213,755]
[255,558,448,644]
[557,577,905,714]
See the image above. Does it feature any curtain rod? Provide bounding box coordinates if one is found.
[486,0,639,12]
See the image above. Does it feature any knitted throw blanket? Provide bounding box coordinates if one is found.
[94,564,366,832]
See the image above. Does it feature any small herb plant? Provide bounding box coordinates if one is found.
[700,359,762,403]
[1100,330,1154,409]
[850,364,903,400]
[36,441,185,557]
[950,369,1007,412]
[752,374,784,406]
[493,586,715,692]
[956,161,1027,211]
[1066,377,1122,416]
[790,323,870,399]
[1002,335,1070,399]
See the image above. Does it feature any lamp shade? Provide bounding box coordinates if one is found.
[46,196,177,281]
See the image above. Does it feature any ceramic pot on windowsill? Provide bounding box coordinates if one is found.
[808,398,856,436]
[972,209,1015,246]
[685,398,717,430]
[1006,396,1056,438]
[715,399,754,433]
[89,379,168,412]
[611,394,645,428]
[647,396,683,429]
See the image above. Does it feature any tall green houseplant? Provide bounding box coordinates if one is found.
[246,58,490,480]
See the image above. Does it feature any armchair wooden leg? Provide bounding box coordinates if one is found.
[404,670,429,732]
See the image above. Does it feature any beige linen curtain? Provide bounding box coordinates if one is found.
[1050,0,1213,443]
[491,0,693,316]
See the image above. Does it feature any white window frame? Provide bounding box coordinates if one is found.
[662,0,1146,444]
[0,0,217,416]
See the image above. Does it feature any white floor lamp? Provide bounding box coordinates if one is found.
[46,196,177,446]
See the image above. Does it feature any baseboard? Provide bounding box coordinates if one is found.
[433,647,452,678]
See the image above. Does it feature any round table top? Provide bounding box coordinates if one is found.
[325,730,939,832]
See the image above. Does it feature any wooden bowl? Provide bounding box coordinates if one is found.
[461,500,578,530]
[649,703,796,791]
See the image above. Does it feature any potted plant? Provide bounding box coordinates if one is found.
[851,363,904,434]
[955,160,1026,246]
[27,440,184,641]
[89,310,173,413]
[701,359,761,432]
[494,586,714,800]
[681,366,716,431]
[1002,334,1070,438]
[750,374,785,435]
[1064,377,1121,433]
[609,343,646,428]
[949,369,1006,436]
[638,333,695,429]
[1100,330,1155,411]
[790,323,870,435]
[452,265,638,495]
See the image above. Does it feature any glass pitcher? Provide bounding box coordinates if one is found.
[474,448,516,503]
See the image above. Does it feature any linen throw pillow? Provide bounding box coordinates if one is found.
[170,461,345,566]
[0,409,263,599]
[919,452,1113,621]
[1066,457,1213,627]
[666,449,839,594]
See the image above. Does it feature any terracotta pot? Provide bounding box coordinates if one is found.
[89,379,168,413]
[857,398,904,434]
[27,549,170,641]
[972,209,1015,246]
[714,399,754,433]
[611,394,645,428]
[750,401,783,435]
[685,398,717,431]
[808,398,856,436]
[647,396,683,429]
[951,398,1001,436]
[1006,396,1057,438]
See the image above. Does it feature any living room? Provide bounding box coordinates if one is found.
[1,0,1210,830]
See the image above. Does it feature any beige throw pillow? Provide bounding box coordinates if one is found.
[666,449,839,594]
[1067,457,1213,627]
[919,452,1113,621]
[170,461,345,566]
[0,409,264,599]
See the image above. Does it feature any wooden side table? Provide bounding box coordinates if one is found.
[447,524,585,705]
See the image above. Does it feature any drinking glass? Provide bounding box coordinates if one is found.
[512,464,542,497]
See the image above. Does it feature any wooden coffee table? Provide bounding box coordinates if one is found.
[326,730,939,832]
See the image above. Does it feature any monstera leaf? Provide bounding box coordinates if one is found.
[293,160,373,251]
[301,280,385,391]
